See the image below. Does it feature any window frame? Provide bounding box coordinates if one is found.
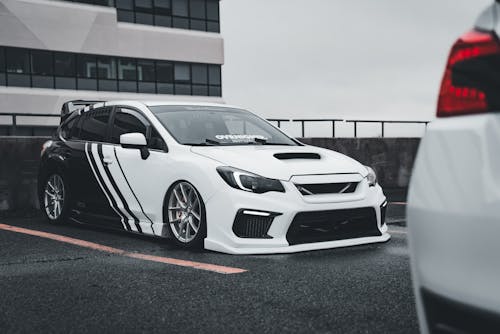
[110,105,168,152]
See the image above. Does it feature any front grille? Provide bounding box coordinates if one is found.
[232,210,277,238]
[422,288,500,334]
[295,182,358,195]
[286,207,381,245]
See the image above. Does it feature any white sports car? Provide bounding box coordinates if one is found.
[408,1,500,332]
[39,100,389,254]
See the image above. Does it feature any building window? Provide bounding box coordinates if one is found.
[60,0,220,32]
[0,47,5,86]
[137,59,156,93]
[0,46,222,97]
[156,61,174,94]
[54,52,77,90]
[77,54,98,90]
[97,56,118,91]
[118,58,137,92]
[31,50,54,88]
[6,48,31,87]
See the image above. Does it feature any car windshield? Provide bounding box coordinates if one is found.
[149,105,298,146]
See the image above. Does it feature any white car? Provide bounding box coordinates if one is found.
[39,100,389,254]
[408,2,500,332]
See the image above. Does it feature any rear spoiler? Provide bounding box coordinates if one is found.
[60,100,105,123]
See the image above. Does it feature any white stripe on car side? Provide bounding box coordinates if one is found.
[90,143,138,232]
[84,142,129,231]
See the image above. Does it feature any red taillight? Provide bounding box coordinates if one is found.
[437,30,500,117]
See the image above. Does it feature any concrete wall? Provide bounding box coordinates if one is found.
[0,137,420,212]
[0,137,47,212]
[299,138,420,188]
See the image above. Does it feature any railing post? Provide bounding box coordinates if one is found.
[277,120,281,128]
[301,121,305,137]
[353,121,357,138]
[331,120,335,138]
[12,114,17,136]
[381,121,385,137]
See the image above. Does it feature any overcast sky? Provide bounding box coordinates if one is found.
[220,0,492,127]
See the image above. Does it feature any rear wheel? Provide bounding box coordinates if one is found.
[42,173,70,224]
[165,181,206,248]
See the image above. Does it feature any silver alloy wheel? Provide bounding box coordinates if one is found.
[44,174,65,220]
[168,182,202,243]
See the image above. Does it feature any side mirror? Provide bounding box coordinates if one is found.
[120,133,150,160]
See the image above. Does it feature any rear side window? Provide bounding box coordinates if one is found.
[60,114,83,140]
[60,116,77,140]
[80,107,111,142]
[111,108,147,144]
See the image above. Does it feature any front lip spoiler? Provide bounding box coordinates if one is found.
[204,233,391,255]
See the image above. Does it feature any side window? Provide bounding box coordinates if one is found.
[111,108,167,151]
[80,107,111,142]
[60,114,83,140]
[111,108,147,144]
[70,115,83,140]
[149,127,167,151]
[60,116,77,140]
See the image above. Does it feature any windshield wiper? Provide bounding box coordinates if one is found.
[253,137,267,145]
[205,138,221,145]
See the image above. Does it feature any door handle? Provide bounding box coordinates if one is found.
[102,157,113,165]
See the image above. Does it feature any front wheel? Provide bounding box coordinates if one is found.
[42,173,70,224]
[165,181,206,249]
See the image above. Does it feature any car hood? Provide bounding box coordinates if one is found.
[190,145,368,181]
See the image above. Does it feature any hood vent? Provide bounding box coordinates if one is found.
[274,153,321,160]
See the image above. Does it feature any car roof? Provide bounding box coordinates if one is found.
[104,100,245,110]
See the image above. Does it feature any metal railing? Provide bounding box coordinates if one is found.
[267,118,431,138]
[0,113,430,138]
[0,113,60,136]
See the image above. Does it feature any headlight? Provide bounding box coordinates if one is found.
[365,166,377,186]
[217,166,285,194]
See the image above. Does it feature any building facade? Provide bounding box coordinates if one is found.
[0,0,223,135]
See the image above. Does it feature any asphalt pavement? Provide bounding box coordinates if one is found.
[0,201,417,334]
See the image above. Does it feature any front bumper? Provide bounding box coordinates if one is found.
[204,176,389,254]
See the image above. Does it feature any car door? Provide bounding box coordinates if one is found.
[57,113,96,220]
[108,106,172,237]
[76,106,127,230]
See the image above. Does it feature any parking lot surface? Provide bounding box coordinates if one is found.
[0,202,417,334]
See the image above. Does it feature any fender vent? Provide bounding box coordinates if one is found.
[274,153,321,160]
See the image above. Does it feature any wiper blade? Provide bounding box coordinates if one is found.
[184,142,217,146]
[205,138,221,145]
[260,143,293,146]
[253,137,267,144]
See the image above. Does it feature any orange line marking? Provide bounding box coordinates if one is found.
[0,223,247,275]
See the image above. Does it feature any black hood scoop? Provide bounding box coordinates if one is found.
[274,153,321,160]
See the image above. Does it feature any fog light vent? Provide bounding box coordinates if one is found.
[232,210,280,238]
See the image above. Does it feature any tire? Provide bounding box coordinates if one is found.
[164,181,207,249]
[41,171,71,224]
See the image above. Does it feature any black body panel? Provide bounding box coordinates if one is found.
[422,288,500,334]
